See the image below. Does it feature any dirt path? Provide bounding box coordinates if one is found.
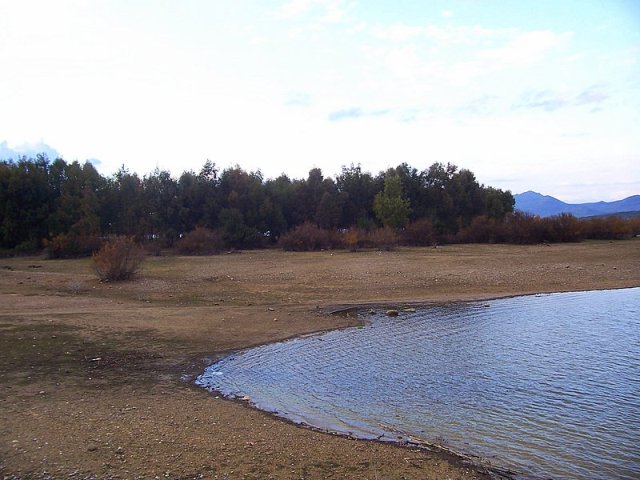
[1,241,639,479]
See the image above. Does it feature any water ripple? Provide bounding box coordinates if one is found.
[197,288,640,480]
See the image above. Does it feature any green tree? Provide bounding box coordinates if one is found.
[336,164,379,228]
[387,163,427,221]
[1,155,53,249]
[315,191,343,229]
[143,168,180,244]
[219,166,265,232]
[485,187,515,220]
[264,174,295,234]
[218,207,261,248]
[101,166,145,236]
[373,173,411,229]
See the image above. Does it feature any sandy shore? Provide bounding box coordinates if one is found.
[1,240,639,479]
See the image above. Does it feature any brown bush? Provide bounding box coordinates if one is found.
[583,216,633,240]
[278,222,330,251]
[45,234,103,259]
[365,227,399,251]
[92,237,145,281]
[343,228,360,252]
[327,229,346,250]
[457,216,500,244]
[541,214,584,242]
[403,219,436,246]
[501,212,546,244]
[176,227,225,255]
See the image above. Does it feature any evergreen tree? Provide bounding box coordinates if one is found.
[373,173,411,229]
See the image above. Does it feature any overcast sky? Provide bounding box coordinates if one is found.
[1,0,639,202]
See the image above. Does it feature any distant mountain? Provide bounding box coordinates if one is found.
[514,191,640,218]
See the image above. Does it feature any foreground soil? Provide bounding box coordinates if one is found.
[1,240,639,479]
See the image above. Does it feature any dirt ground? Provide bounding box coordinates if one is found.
[1,240,639,479]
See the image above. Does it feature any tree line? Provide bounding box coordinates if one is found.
[1,154,637,256]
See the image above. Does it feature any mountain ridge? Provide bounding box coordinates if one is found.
[514,191,640,217]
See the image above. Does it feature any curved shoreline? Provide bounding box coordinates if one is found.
[194,286,640,480]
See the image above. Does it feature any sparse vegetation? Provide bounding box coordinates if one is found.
[176,226,224,255]
[278,222,331,251]
[45,233,102,259]
[92,236,145,281]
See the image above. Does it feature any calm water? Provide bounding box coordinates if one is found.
[197,288,640,479]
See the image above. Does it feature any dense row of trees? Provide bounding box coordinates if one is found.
[0,155,514,253]
[1,155,637,256]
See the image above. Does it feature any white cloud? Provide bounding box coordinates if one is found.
[372,22,507,45]
[478,30,571,67]
[0,141,61,160]
[276,0,315,19]
[276,0,354,23]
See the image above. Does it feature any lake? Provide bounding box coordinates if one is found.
[197,288,640,479]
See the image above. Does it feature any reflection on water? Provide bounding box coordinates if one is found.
[197,288,640,479]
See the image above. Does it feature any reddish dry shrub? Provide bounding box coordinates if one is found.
[501,212,545,244]
[92,237,145,281]
[343,228,360,252]
[278,222,330,251]
[403,219,436,246]
[583,216,633,240]
[45,234,103,259]
[542,214,584,242]
[327,229,346,249]
[365,227,399,251]
[457,216,500,244]
[176,227,224,255]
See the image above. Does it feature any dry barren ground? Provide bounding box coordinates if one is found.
[1,240,639,479]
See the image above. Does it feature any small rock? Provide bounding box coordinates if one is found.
[386,309,399,317]
[402,308,416,313]
[115,447,124,455]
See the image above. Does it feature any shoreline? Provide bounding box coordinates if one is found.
[1,241,639,479]
[194,286,639,480]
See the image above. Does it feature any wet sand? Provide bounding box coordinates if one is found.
[1,240,639,479]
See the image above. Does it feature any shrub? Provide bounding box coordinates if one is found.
[343,228,360,252]
[327,229,346,250]
[93,237,145,281]
[366,227,399,251]
[542,214,584,242]
[403,219,436,246]
[457,216,500,244]
[176,227,224,255]
[502,212,545,244]
[13,239,41,255]
[278,222,330,251]
[583,216,632,240]
[45,234,103,259]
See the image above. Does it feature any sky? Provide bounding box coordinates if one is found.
[1,0,639,203]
